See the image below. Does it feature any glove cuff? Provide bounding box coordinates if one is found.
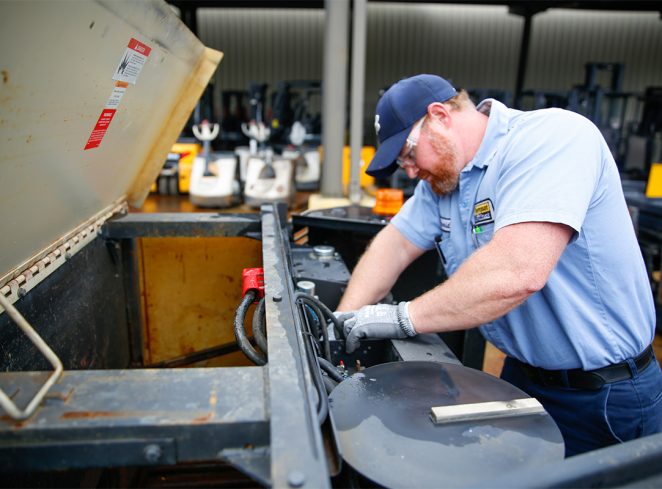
[396,301,417,337]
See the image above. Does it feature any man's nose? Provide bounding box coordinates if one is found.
[405,165,419,179]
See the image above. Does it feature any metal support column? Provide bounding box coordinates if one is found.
[349,0,367,204]
[513,12,533,109]
[321,0,350,198]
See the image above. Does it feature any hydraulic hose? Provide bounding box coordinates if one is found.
[317,356,344,383]
[252,297,268,358]
[294,292,344,341]
[302,301,331,362]
[322,375,338,394]
[233,290,267,366]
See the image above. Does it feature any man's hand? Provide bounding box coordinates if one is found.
[340,302,417,354]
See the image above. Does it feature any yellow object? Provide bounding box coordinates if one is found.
[316,145,376,191]
[372,188,404,216]
[172,142,201,193]
[645,162,662,198]
[139,236,262,366]
[342,146,376,188]
[150,142,201,194]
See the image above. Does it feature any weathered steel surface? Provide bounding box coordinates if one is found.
[0,367,268,472]
[261,205,331,489]
[0,238,130,372]
[138,236,261,365]
[103,213,261,238]
[329,361,564,488]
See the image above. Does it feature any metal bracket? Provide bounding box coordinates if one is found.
[430,398,545,425]
[0,294,63,420]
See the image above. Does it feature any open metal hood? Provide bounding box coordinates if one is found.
[0,0,222,296]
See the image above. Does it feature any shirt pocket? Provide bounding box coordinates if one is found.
[472,222,495,249]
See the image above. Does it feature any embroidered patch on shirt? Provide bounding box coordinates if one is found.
[473,199,495,225]
[440,216,451,232]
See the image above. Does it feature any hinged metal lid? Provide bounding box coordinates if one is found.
[0,0,222,286]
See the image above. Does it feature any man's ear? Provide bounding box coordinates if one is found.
[427,102,452,127]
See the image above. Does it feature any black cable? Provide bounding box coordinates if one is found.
[146,341,240,368]
[233,290,267,366]
[303,303,322,340]
[302,301,331,362]
[322,374,338,394]
[252,297,268,357]
[294,292,344,340]
[314,368,329,424]
[293,294,332,424]
[301,330,329,425]
[317,356,344,383]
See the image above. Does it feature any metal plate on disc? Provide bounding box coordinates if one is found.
[329,361,564,488]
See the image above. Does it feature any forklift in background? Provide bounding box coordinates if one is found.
[241,82,297,207]
[272,80,323,190]
[151,83,218,196]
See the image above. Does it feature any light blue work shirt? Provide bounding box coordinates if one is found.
[391,99,655,370]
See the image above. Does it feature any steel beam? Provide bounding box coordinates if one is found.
[321,0,350,198]
[261,205,331,489]
[102,213,261,239]
[349,0,367,204]
[0,368,268,473]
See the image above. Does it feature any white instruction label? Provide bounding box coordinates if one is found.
[105,85,127,108]
[112,38,152,85]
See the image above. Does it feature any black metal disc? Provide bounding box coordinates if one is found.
[329,361,564,488]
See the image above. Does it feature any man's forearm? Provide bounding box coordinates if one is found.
[337,249,396,311]
[409,244,533,333]
[337,225,424,311]
[409,222,573,334]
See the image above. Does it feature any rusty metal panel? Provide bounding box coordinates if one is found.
[139,237,262,365]
[0,0,221,282]
[0,237,131,372]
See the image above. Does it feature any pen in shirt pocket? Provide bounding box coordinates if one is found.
[434,235,446,265]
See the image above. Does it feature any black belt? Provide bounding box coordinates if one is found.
[514,345,655,390]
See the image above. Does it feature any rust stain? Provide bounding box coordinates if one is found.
[1,70,8,84]
[46,387,75,403]
[61,411,120,419]
[209,391,218,408]
[0,416,27,428]
[192,412,213,424]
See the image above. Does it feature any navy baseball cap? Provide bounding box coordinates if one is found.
[366,74,457,178]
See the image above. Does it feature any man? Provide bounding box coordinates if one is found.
[336,74,662,456]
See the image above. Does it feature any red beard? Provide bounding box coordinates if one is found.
[418,130,460,196]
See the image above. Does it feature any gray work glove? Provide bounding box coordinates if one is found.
[340,302,417,354]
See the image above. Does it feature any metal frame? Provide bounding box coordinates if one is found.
[0,209,322,487]
[3,206,660,487]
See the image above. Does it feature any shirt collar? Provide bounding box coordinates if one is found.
[463,98,510,170]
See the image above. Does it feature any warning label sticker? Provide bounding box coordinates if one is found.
[105,84,127,109]
[83,38,150,150]
[112,37,152,85]
[84,109,117,150]
[83,81,128,150]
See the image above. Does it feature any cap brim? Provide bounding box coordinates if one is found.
[365,127,410,178]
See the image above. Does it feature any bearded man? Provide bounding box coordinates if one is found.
[335,74,662,457]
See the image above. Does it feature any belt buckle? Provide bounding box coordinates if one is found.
[539,369,562,387]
